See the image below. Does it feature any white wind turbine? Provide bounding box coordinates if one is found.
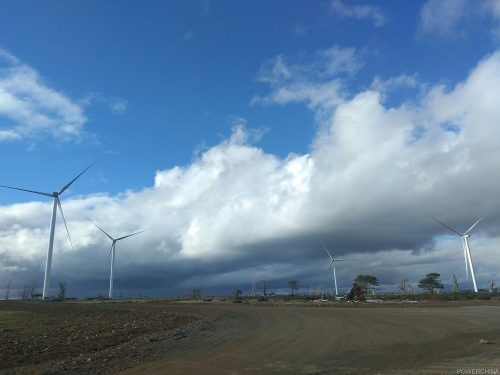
[1,156,104,299]
[86,218,150,299]
[321,242,349,296]
[433,218,483,293]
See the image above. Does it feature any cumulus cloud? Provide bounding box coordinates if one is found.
[2,48,500,298]
[0,48,87,142]
[330,0,387,27]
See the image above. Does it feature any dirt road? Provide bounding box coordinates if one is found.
[117,304,500,375]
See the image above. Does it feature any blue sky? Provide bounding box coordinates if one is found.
[1,0,500,298]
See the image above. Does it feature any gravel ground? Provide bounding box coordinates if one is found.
[2,299,500,375]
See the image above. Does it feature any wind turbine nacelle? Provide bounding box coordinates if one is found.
[464,234,471,238]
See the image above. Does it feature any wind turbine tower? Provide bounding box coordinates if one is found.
[86,218,150,299]
[0,156,104,299]
[434,218,483,293]
[321,242,349,296]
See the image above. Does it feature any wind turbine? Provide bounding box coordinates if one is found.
[1,156,104,299]
[86,218,150,299]
[433,218,483,293]
[321,242,348,296]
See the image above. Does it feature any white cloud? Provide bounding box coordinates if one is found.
[109,98,127,114]
[292,25,308,37]
[330,0,387,27]
[370,73,419,93]
[0,48,87,142]
[417,0,500,41]
[182,31,194,41]
[2,49,500,297]
[79,92,128,114]
[251,45,362,117]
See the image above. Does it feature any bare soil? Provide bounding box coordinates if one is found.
[1,299,500,375]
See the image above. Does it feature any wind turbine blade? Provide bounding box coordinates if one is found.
[0,185,53,198]
[321,242,334,260]
[85,217,114,241]
[56,198,74,256]
[59,155,105,195]
[321,261,334,281]
[463,218,484,235]
[433,218,463,236]
[104,243,114,274]
[115,228,151,241]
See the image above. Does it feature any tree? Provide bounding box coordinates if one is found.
[288,280,299,296]
[4,280,12,300]
[396,278,412,294]
[367,267,377,295]
[309,284,323,296]
[233,289,242,297]
[248,280,257,297]
[354,274,379,294]
[186,285,202,299]
[19,285,29,300]
[29,279,40,300]
[451,274,460,293]
[58,281,68,300]
[485,281,495,293]
[261,281,267,297]
[418,273,444,295]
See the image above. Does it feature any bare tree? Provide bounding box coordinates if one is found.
[19,285,29,300]
[28,279,40,300]
[57,281,68,300]
[309,284,324,296]
[261,281,267,297]
[249,280,257,297]
[119,290,123,299]
[288,280,299,296]
[233,289,242,297]
[451,274,460,293]
[186,285,202,299]
[485,280,495,293]
[4,280,12,300]
[396,277,411,294]
[138,292,146,300]
[368,267,377,295]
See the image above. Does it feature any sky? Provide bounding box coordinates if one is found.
[1,0,500,299]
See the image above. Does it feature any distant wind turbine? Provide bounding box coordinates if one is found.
[86,218,150,299]
[1,156,104,299]
[433,218,483,293]
[321,242,349,296]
